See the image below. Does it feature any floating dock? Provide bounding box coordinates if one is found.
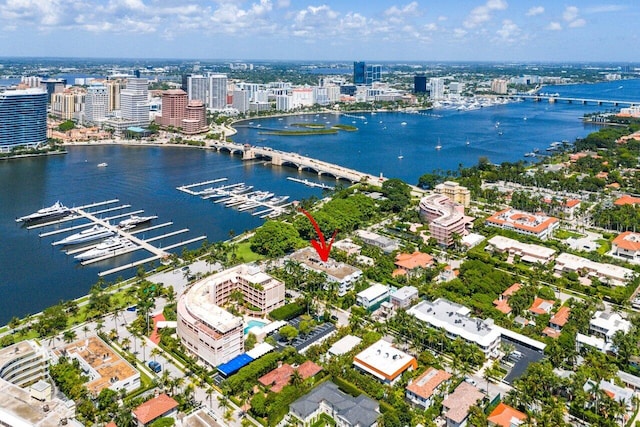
[286,177,334,190]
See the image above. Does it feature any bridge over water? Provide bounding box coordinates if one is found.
[207,141,375,183]
[514,94,639,107]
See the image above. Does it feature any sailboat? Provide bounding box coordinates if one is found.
[466,139,470,146]
[398,151,404,159]
[435,138,442,150]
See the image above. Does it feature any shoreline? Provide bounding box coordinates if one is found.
[0,150,67,161]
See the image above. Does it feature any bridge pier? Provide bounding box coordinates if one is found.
[242,148,255,161]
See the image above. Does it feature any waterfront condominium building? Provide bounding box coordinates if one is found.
[183,100,207,135]
[84,84,109,124]
[232,89,250,113]
[105,79,123,111]
[0,88,47,152]
[414,75,427,94]
[0,340,49,388]
[429,78,444,100]
[208,73,228,110]
[157,89,188,128]
[120,78,149,126]
[177,282,244,367]
[491,79,508,94]
[419,194,468,247]
[187,75,207,104]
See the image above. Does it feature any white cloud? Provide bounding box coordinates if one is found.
[438,15,447,21]
[495,19,520,42]
[463,0,507,29]
[546,21,562,31]
[453,28,467,38]
[568,18,585,28]
[526,6,544,17]
[585,5,625,13]
[276,0,289,8]
[385,1,419,16]
[563,6,579,22]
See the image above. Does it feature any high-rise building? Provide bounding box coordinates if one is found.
[157,89,187,128]
[0,88,47,152]
[429,77,444,100]
[366,65,381,85]
[232,89,249,113]
[491,79,508,95]
[414,75,427,94]
[353,61,366,85]
[208,74,228,110]
[20,76,41,88]
[183,101,206,135]
[120,78,149,126]
[105,80,122,112]
[39,79,66,103]
[276,95,292,111]
[51,89,84,120]
[84,84,109,124]
[187,75,207,104]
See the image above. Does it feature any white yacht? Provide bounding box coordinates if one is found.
[52,224,114,246]
[74,237,134,261]
[118,215,157,230]
[97,162,108,168]
[16,201,71,223]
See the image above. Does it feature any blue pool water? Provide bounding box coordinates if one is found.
[244,319,267,334]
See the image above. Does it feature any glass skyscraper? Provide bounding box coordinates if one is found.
[353,61,366,85]
[0,89,48,152]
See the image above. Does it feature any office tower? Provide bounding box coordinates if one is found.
[366,65,381,85]
[187,75,207,103]
[0,88,47,152]
[429,77,444,100]
[414,75,427,94]
[208,73,227,110]
[354,61,366,84]
[157,89,187,128]
[232,89,250,113]
[85,84,109,123]
[40,79,66,102]
[181,74,191,91]
[120,78,149,126]
[133,69,141,78]
[105,80,122,111]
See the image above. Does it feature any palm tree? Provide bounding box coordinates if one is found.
[141,339,147,361]
[150,347,161,362]
[206,386,215,409]
[290,370,303,388]
[121,337,131,351]
[112,306,122,335]
[62,329,77,343]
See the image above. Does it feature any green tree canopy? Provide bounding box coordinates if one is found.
[250,221,301,258]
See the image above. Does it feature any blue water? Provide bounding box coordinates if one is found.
[1,79,640,324]
[244,319,267,334]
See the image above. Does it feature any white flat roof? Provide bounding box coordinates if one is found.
[357,283,389,301]
[487,235,556,260]
[328,335,362,356]
[391,286,419,301]
[184,279,243,333]
[555,253,634,283]
[245,343,274,359]
[408,299,501,348]
[353,339,415,380]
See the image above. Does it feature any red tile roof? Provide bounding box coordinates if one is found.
[486,208,558,234]
[542,327,561,339]
[493,299,512,314]
[615,195,640,206]
[395,251,434,270]
[406,367,451,400]
[297,360,323,378]
[502,283,522,297]
[258,361,322,392]
[613,231,640,252]
[443,382,484,424]
[550,306,570,327]
[487,402,526,427]
[529,297,555,315]
[133,394,178,425]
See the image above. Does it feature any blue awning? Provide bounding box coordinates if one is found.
[217,353,254,377]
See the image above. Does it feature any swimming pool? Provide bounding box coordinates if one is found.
[244,319,267,334]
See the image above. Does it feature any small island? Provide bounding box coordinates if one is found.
[259,122,359,136]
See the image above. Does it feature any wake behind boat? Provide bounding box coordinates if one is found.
[16,201,71,223]
[118,215,157,230]
[74,237,134,261]
[52,224,114,246]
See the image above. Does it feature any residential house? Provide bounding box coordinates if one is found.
[405,367,452,410]
[487,402,526,427]
[353,339,417,385]
[493,283,522,315]
[133,394,179,427]
[442,382,485,427]
[543,306,570,339]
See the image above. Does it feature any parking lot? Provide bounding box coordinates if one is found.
[502,338,545,384]
[276,317,336,352]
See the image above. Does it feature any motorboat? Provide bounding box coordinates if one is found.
[74,237,134,261]
[16,201,70,223]
[97,162,108,167]
[118,215,156,230]
[269,195,290,205]
[52,224,114,246]
[435,138,442,150]
[400,122,407,126]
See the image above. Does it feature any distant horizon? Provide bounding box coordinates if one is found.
[0,1,637,62]
[1,56,639,66]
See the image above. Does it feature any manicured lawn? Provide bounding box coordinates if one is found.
[233,242,265,263]
[555,229,584,240]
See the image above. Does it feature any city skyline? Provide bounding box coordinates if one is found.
[0,1,636,62]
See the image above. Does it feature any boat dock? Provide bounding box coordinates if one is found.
[286,177,334,190]
[179,178,293,218]
[19,199,207,277]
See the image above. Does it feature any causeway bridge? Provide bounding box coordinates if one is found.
[515,94,638,107]
[207,141,374,183]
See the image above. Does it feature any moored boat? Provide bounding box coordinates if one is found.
[74,237,134,261]
[52,224,114,246]
[16,201,71,223]
[118,215,156,230]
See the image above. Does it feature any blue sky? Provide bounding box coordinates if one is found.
[0,0,636,61]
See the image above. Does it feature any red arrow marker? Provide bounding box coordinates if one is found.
[299,208,338,262]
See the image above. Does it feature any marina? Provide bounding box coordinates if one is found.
[286,177,335,190]
[17,199,206,276]
[178,178,294,219]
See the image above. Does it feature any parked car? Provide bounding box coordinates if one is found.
[148,360,162,373]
